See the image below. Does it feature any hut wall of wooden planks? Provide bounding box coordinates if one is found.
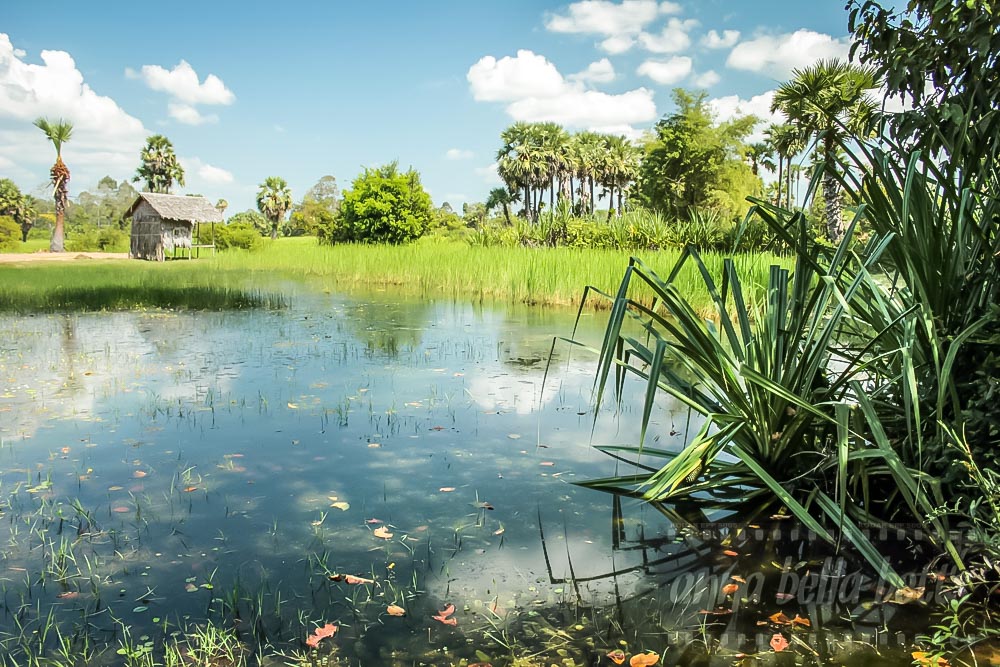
[126,193,224,261]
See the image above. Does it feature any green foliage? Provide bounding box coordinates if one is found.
[329,162,432,245]
[0,216,20,251]
[256,176,293,240]
[133,135,185,194]
[68,177,138,230]
[635,89,760,221]
[64,225,129,252]
[215,222,262,251]
[227,210,269,236]
[288,176,339,236]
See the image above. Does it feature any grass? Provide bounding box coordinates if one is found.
[0,237,790,315]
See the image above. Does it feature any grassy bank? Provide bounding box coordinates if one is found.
[0,237,791,313]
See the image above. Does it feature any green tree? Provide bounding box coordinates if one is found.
[497,122,544,221]
[745,142,775,178]
[601,135,641,220]
[0,179,37,243]
[256,176,293,240]
[635,89,757,220]
[848,0,1000,182]
[227,210,268,236]
[288,176,339,237]
[771,59,878,242]
[764,123,805,210]
[133,135,185,194]
[485,187,519,225]
[33,117,73,252]
[328,162,432,245]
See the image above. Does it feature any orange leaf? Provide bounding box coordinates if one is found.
[132,470,147,478]
[606,649,626,664]
[721,583,739,595]
[722,549,739,557]
[437,603,455,618]
[343,575,374,585]
[769,634,789,652]
[305,635,320,648]
[912,652,949,666]
[313,623,338,639]
[387,604,406,616]
[439,487,456,492]
[373,526,393,539]
[791,614,811,627]
[432,614,458,626]
[731,575,746,583]
[768,612,792,625]
[184,486,198,493]
[629,652,659,666]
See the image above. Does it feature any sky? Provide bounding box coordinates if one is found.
[1,1,856,214]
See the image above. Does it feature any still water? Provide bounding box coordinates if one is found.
[0,291,919,665]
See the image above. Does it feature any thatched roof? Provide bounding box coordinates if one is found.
[125,193,224,223]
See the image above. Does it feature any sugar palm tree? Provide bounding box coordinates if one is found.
[745,142,776,178]
[771,58,878,241]
[497,122,546,222]
[602,135,641,220]
[485,187,520,225]
[256,177,292,239]
[574,131,604,215]
[134,135,185,194]
[33,117,73,252]
[765,123,805,210]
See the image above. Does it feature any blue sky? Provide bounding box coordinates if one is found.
[2,1,854,214]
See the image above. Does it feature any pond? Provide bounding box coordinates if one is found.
[0,288,925,666]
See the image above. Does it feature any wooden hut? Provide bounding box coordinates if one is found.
[126,193,223,261]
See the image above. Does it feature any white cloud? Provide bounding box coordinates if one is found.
[709,90,783,143]
[469,50,656,136]
[569,58,616,84]
[692,70,720,88]
[636,56,692,85]
[135,60,234,105]
[167,102,217,125]
[180,156,235,185]
[588,124,648,142]
[599,35,636,54]
[638,18,698,53]
[727,30,850,78]
[545,0,668,36]
[0,33,147,189]
[445,148,474,160]
[474,163,502,185]
[701,29,740,49]
[467,50,567,102]
[507,88,656,127]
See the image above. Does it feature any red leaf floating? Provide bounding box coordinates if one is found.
[770,633,789,652]
[314,623,338,639]
[432,615,458,626]
[607,649,626,664]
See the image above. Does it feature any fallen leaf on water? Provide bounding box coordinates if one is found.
[494,526,505,535]
[884,586,925,604]
[791,614,811,627]
[373,526,393,539]
[606,649,626,664]
[437,603,455,618]
[540,461,555,467]
[108,485,123,492]
[911,652,949,666]
[330,501,350,511]
[305,636,320,648]
[439,487,456,492]
[344,575,373,585]
[314,623,338,639]
[56,591,79,599]
[629,652,659,666]
[731,575,747,583]
[472,501,495,510]
[185,583,198,593]
[770,634,789,652]
[721,583,739,595]
[508,434,521,439]
[112,506,131,513]
[184,486,198,493]
[432,615,458,626]
[365,518,383,524]
[387,604,406,616]
[132,470,147,479]
[722,549,739,557]
[287,403,298,409]
[769,612,792,625]
[60,447,71,454]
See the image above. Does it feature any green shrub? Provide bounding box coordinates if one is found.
[215,222,262,251]
[330,162,432,245]
[97,227,128,251]
[65,227,100,252]
[0,216,19,251]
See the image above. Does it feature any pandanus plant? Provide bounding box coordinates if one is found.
[34,117,73,252]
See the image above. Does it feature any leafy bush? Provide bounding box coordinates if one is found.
[97,227,128,251]
[215,222,262,251]
[0,216,19,251]
[327,162,432,245]
[227,210,269,236]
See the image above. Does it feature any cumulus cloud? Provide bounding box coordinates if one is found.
[132,60,234,105]
[468,50,657,131]
[701,29,740,49]
[445,148,474,160]
[599,35,636,54]
[179,156,235,185]
[692,70,721,88]
[545,0,667,36]
[0,33,147,187]
[636,56,692,85]
[709,90,784,143]
[167,102,218,125]
[569,58,616,84]
[727,30,850,78]
[638,18,698,53]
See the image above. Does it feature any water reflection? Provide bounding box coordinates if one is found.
[0,294,915,665]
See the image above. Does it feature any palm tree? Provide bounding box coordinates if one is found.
[602,135,641,220]
[745,142,776,178]
[256,177,292,239]
[574,131,604,216]
[33,117,73,252]
[134,135,185,194]
[771,58,878,242]
[485,187,520,225]
[765,123,804,210]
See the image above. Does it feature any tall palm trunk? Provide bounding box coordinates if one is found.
[569,175,575,209]
[775,156,784,207]
[785,157,793,209]
[523,185,530,220]
[589,178,596,216]
[822,173,843,243]
[502,203,511,225]
[617,189,623,217]
[50,158,69,252]
[606,185,614,222]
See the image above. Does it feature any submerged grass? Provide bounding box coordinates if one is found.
[0,237,790,314]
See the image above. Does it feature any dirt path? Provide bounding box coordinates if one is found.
[0,252,130,264]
